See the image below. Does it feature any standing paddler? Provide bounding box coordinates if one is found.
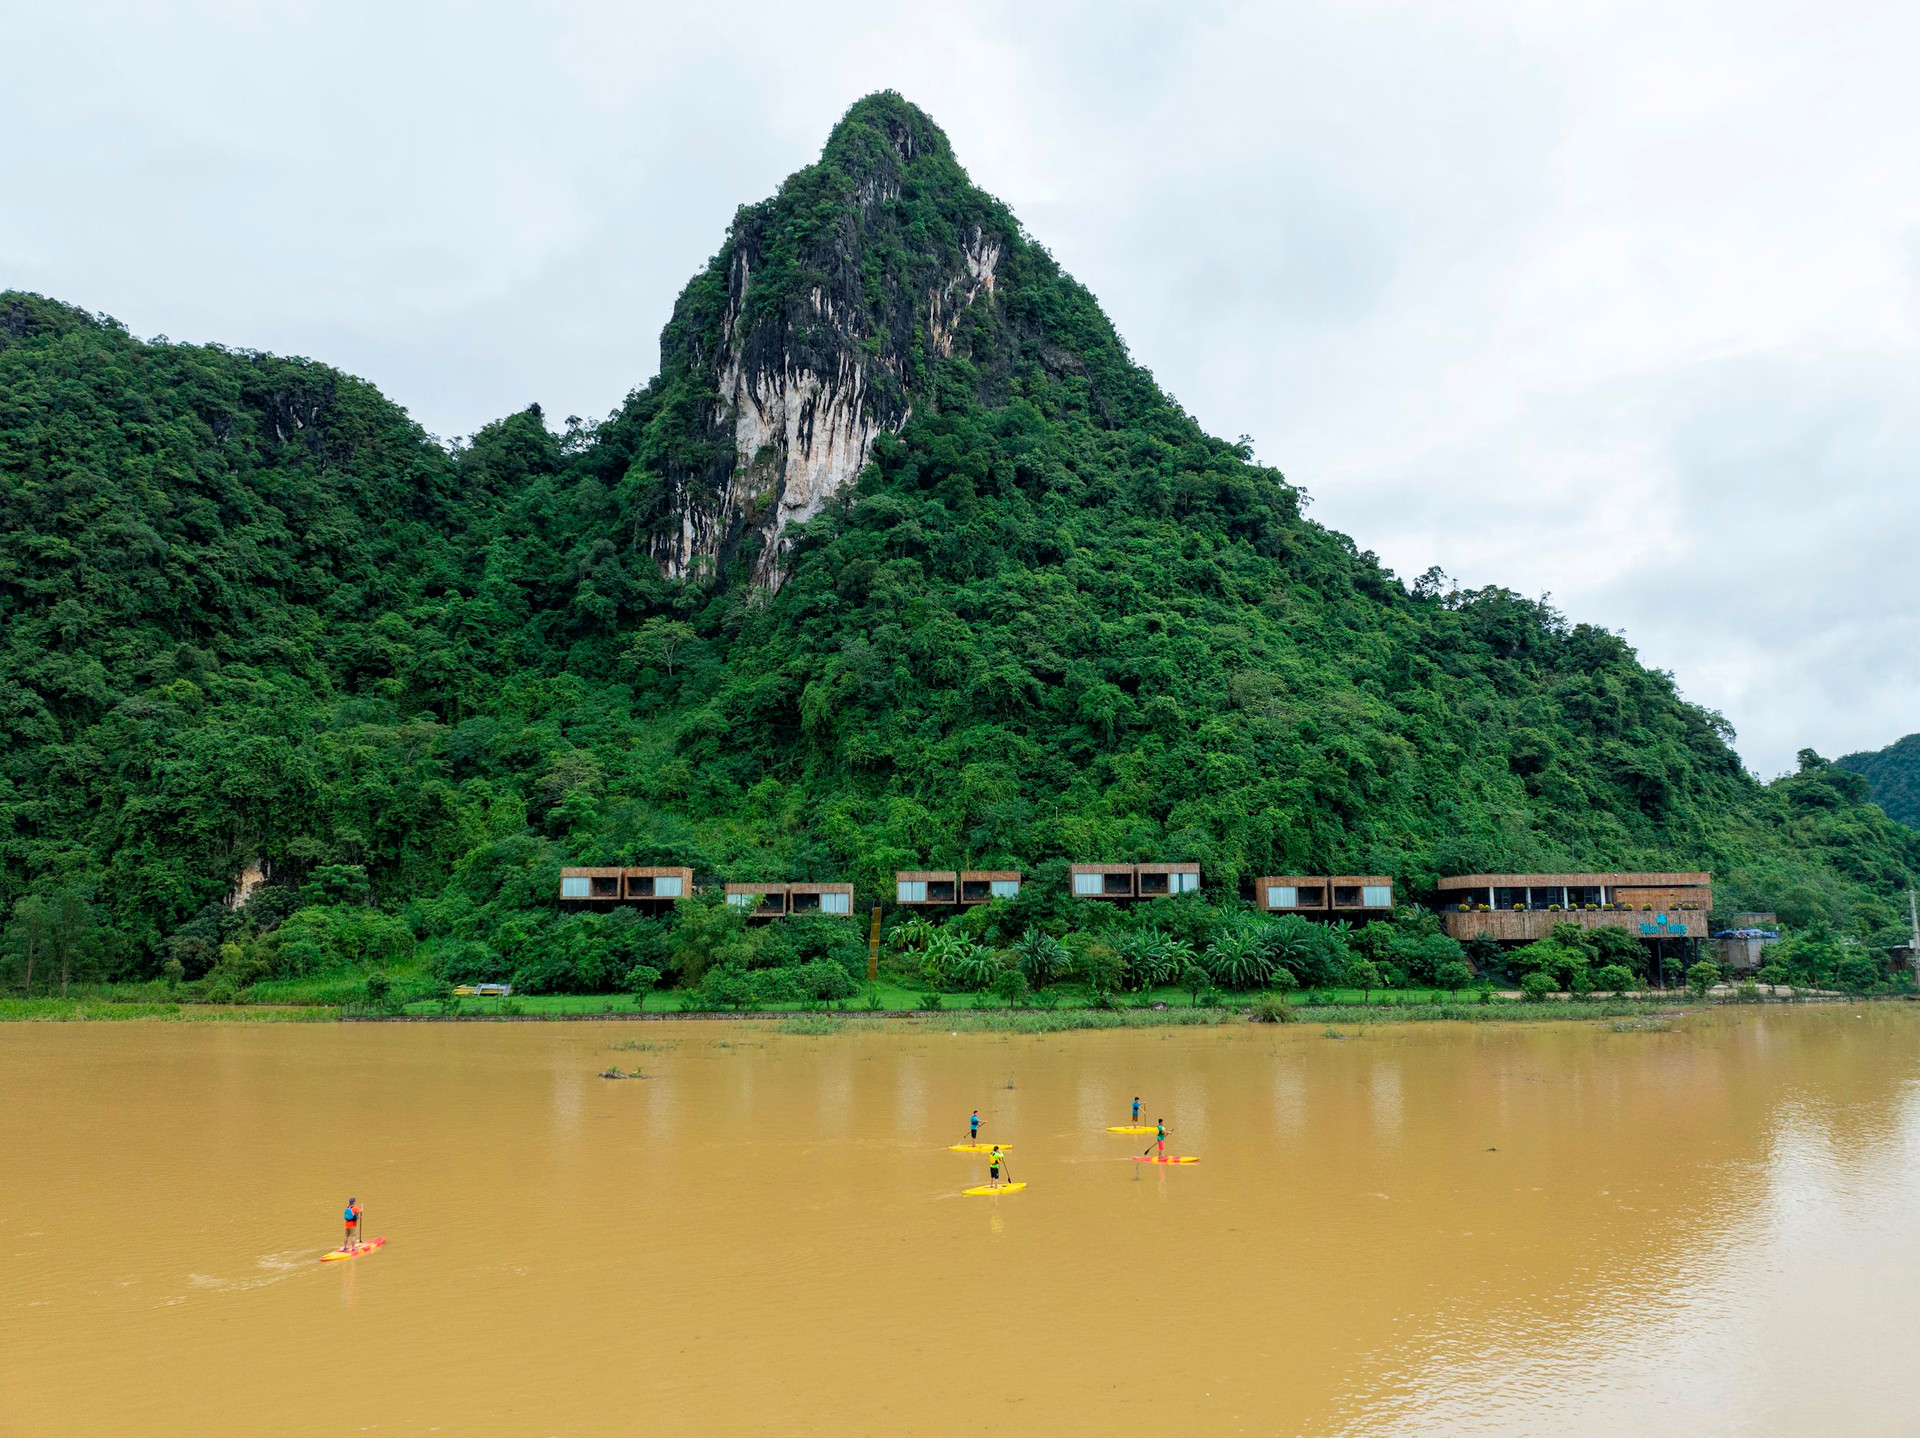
[970,1109,980,1144]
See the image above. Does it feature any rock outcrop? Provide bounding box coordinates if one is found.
[647,95,1009,589]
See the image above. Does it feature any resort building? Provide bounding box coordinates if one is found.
[725,881,855,919]
[558,865,694,911]
[1434,872,1712,944]
[893,871,1023,905]
[895,871,957,905]
[960,871,1022,904]
[1069,862,1201,901]
[1255,876,1394,916]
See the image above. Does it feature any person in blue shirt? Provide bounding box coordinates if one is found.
[341,1197,362,1251]
[1132,1096,1141,1123]
[969,1110,980,1143]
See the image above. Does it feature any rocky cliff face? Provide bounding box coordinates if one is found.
[646,95,1010,589]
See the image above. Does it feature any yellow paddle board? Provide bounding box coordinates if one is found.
[962,1182,1026,1196]
[320,1237,386,1261]
[1131,1156,1200,1164]
[949,1143,1012,1152]
[1106,1125,1155,1133]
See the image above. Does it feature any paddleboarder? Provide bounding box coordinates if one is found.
[970,1109,980,1143]
[988,1144,1008,1190]
[1155,1119,1167,1158]
[341,1197,362,1252]
[1132,1096,1141,1123]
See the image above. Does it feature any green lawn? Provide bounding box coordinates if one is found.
[393,982,1525,1018]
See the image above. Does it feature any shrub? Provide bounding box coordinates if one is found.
[1436,960,1472,994]
[1836,956,1879,993]
[925,931,998,991]
[1115,929,1177,989]
[1686,960,1720,999]
[1520,970,1557,1001]
[799,958,855,1002]
[1757,963,1789,986]
[698,963,755,1009]
[1179,960,1210,1006]
[747,967,802,1005]
[1267,913,1345,988]
[623,963,661,996]
[1013,927,1069,987]
[1206,921,1275,991]
[1347,958,1382,1002]
[1075,938,1124,1000]
[668,892,755,984]
[431,939,507,986]
[364,971,401,1014]
[1252,994,1297,1023]
[274,905,415,977]
[1592,964,1634,994]
[991,968,1031,1004]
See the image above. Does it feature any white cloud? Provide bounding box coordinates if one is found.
[3,0,1914,773]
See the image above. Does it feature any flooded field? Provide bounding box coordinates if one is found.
[5,1008,1919,1436]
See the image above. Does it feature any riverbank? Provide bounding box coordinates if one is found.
[5,987,1892,1026]
[0,994,1801,1028]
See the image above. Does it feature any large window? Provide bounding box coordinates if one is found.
[726,892,757,909]
[820,891,851,915]
[1529,886,1563,910]
[990,879,1020,899]
[1361,885,1392,908]
[1494,886,1527,910]
[898,880,928,903]
[560,876,590,898]
[655,876,683,898]
[1072,873,1103,896]
[1266,885,1298,909]
[1568,886,1603,908]
[1172,871,1199,894]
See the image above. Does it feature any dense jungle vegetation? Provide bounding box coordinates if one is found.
[1840,733,1920,830]
[2,93,1915,1005]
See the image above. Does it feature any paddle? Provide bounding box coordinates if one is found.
[1142,1133,1167,1156]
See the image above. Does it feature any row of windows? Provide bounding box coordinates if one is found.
[1070,871,1201,896]
[560,875,684,900]
[1265,884,1391,909]
[726,891,853,914]
[897,878,1020,902]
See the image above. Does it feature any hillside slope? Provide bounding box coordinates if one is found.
[1839,734,1920,829]
[1,92,1914,982]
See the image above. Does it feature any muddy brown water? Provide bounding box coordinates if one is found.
[5,1009,1919,1435]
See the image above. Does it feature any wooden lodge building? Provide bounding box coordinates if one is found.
[559,869,853,919]
[558,865,694,912]
[1253,876,1394,918]
[1434,872,1712,944]
[1069,862,1201,901]
[724,881,854,919]
[895,871,1023,906]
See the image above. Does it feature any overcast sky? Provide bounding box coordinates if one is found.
[6,0,1916,777]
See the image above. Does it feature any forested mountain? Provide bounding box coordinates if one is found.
[2,92,1915,989]
[1839,734,1920,829]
